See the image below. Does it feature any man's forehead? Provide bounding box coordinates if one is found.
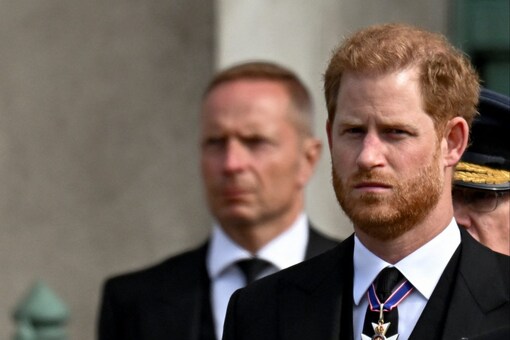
[207,78,289,98]
[337,68,419,96]
[201,108,290,136]
[333,69,429,120]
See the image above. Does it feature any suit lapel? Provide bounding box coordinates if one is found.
[441,229,509,339]
[304,224,339,260]
[279,236,354,340]
[151,244,211,340]
[409,245,461,339]
[411,229,509,340]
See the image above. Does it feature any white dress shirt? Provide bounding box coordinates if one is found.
[206,213,309,340]
[353,218,461,340]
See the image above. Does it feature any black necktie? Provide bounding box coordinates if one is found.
[362,267,404,338]
[236,258,272,284]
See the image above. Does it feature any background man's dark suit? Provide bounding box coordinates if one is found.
[98,226,338,340]
[223,228,510,340]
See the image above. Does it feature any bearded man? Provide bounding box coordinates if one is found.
[222,23,510,340]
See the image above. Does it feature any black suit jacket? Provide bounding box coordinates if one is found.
[223,228,510,340]
[98,226,338,340]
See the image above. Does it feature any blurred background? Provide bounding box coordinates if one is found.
[1,0,508,338]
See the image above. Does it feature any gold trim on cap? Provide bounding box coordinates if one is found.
[454,162,510,185]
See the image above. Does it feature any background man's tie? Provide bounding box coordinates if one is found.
[236,258,273,284]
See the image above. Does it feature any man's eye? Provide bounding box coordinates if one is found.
[342,127,365,135]
[384,129,413,139]
[204,138,225,148]
[386,129,407,135]
[470,191,492,202]
[245,137,268,147]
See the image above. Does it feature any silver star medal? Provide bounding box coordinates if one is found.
[361,321,399,340]
[361,304,399,340]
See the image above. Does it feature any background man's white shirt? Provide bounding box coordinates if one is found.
[207,213,309,340]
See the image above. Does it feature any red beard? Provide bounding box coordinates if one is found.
[332,151,443,240]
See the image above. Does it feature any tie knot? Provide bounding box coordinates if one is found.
[236,258,272,284]
[375,267,403,302]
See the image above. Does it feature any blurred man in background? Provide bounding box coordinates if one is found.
[98,61,338,340]
[453,88,510,255]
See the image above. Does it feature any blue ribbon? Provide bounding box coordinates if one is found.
[367,280,414,312]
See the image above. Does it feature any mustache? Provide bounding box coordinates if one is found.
[348,171,396,187]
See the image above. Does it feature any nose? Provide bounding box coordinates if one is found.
[223,139,249,173]
[356,133,385,170]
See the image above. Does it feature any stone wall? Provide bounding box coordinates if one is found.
[0,1,214,338]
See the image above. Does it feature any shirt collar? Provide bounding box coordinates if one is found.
[207,213,309,279]
[353,218,461,305]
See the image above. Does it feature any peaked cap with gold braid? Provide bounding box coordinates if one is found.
[454,88,510,191]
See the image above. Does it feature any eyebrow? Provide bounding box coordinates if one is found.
[336,117,418,129]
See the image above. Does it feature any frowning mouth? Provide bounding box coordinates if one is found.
[221,188,252,199]
[353,181,392,192]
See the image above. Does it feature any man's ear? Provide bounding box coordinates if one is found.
[442,117,469,167]
[326,119,333,150]
[297,138,322,187]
